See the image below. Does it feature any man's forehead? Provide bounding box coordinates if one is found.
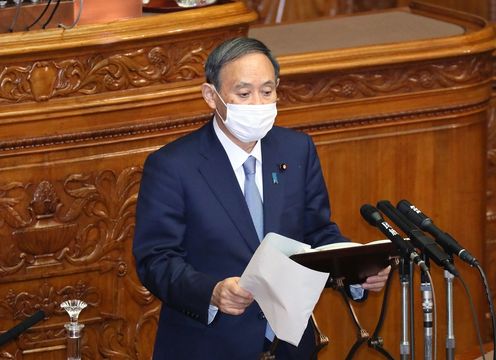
[218,54,276,89]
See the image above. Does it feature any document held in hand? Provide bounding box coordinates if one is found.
[239,233,329,346]
[239,233,396,346]
[291,238,395,285]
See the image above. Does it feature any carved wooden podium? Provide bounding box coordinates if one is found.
[0,1,493,359]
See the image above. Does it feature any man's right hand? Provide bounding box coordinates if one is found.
[211,277,254,315]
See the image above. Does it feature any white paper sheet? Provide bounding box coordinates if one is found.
[239,232,329,346]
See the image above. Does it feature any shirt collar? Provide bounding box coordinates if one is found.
[213,117,262,170]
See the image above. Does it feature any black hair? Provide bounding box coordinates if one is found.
[205,37,280,89]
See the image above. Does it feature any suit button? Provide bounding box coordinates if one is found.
[258,311,266,320]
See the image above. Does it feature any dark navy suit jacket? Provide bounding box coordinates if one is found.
[133,120,348,359]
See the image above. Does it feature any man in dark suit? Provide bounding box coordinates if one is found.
[133,37,390,359]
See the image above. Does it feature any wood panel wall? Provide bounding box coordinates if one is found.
[416,0,490,19]
[244,0,492,23]
[0,1,493,360]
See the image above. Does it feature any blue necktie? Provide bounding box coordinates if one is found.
[242,156,275,341]
[243,156,264,241]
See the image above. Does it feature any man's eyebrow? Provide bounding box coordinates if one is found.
[233,80,276,89]
[233,82,253,90]
[262,80,277,87]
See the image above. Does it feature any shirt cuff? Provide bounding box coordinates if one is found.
[349,284,365,300]
[208,304,218,324]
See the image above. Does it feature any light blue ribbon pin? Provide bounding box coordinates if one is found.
[271,172,278,184]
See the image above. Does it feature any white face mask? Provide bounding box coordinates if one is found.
[213,87,277,143]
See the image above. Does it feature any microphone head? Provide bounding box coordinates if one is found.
[397,199,413,213]
[360,204,383,226]
[397,199,430,229]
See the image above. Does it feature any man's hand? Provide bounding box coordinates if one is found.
[361,266,391,292]
[211,277,254,315]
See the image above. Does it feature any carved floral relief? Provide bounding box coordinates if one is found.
[0,39,216,103]
[0,167,142,275]
[0,280,99,321]
[277,54,492,107]
[0,166,160,358]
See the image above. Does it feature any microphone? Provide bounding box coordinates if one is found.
[360,204,428,272]
[377,200,459,276]
[397,199,478,266]
[0,310,45,346]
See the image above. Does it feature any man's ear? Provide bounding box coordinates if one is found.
[201,83,217,110]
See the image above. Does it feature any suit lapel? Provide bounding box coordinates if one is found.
[261,132,286,236]
[197,122,260,253]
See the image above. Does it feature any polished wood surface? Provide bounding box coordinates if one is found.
[456,343,493,360]
[419,0,490,19]
[0,1,493,359]
[244,0,491,23]
[75,0,142,25]
[244,0,400,23]
[143,0,228,13]
[484,11,496,347]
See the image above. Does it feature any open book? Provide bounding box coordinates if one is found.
[295,239,392,253]
[290,239,398,286]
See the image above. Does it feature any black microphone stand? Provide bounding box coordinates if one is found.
[409,259,416,360]
[259,314,330,360]
[325,277,369,360]
[367,260,397,360]
[444,255,456,360]
[399,257,412,360]
[329,260,396,360]
[420,255,433,360]
[260,339,278,360]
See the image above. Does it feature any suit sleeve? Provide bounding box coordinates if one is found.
[133,151,217,324]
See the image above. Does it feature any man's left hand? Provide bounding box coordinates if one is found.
[361,266,391,292]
